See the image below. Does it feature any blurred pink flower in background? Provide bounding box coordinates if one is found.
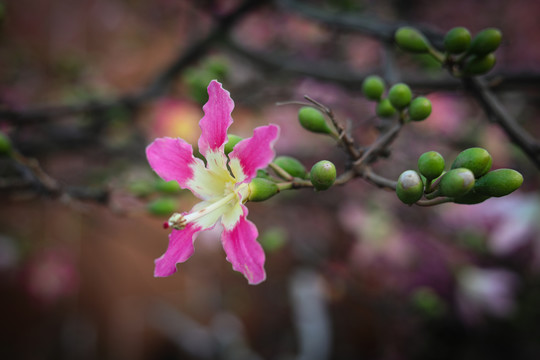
[23,248,78,304]
[150,99,203,145]
[456,267,519,324]
[339,202,412,267]
[441,193,540,267]
[416,93,468,138]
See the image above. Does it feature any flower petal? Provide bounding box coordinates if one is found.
[146,137,200,186]
[221,206,266,285]
[198,80,234,157]
[154,223,201,277]
[187,151,235,200]
[229,125,280,183]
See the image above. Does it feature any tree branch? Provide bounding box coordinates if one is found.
[0,0,269,125]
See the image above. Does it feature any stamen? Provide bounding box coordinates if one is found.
[168,212,187,230]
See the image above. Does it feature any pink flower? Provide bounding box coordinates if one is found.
[146,80,279,285]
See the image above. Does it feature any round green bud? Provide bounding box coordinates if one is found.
[439,168,475,198]
[474,169,523,197]
[0,132,12,156]
[395,26,431,53]
[396,170,424,204]
[147,198,178,216]
[408,97,432,121]
[444,27,471,54]
[469,28,502,56]
[248,178,279,202]
[362,75,386,101]
[453,189,490,205]
[298,107,332,134]
[376,98,397,118]
[451,147,492,178]
[274,156,307,179]
[418,151,445,180]
[224,134,243,155]
[463,53,496,75]
[155,179,182,194]
[310,160,336,191]
[388,83,412,109]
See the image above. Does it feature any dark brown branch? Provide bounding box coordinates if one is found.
[3,153,109,204]
[463,77,540,168]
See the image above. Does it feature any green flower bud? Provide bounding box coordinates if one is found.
[256,169,274,181]
[310,160,336,191]
[147,198,178,216]
[362,75,386,101]
[155,179,182,194]
[444,27,471,54]
[224,134,243,155]
[0,132,12,156]
[395,27,431,53]
[463,53,496,75]
[274,156,307,179]
[469,28,502,56]
[451,147,492,178]
[298,107,332,134]
[388,83,412,109]
[248,178,279,202]
[453,189,490,204]
[129,180,154,197]
[205,57,228,79]
[418,151,445,180]
[408,97,432,121]
[376,98,397,118]
[474,169,523,197]
[396,170,424,204]
[439,168,475,198]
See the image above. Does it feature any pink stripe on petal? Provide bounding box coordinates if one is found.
[146,137,199,187]
[221,206,266,285]
[198,80,234,156]
[229,124,279,182]
[154,223,201,277]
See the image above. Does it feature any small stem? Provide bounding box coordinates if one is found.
[269,162,293,181]
[354,122,402,168]
[428,47,445,63]
[362,168,397,190]
[277,182,293,191]
[424,188,441,200]
[424,179,433,194]
[416,197,453,206]
[334,170,355,185]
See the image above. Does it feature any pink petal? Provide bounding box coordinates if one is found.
[197,80,234,157]
[229,124,280,182]
[221,206,266,285]
[146,137,200,187]
[154,223,201,277]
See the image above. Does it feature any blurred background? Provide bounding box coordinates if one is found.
[1,0,540,359]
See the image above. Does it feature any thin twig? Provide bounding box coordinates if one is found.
[353,122,402,168]
[304,96,361,159]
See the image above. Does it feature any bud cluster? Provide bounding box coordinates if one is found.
[396,147,523,205]
[361,76,432,122]
[394,26,502,76]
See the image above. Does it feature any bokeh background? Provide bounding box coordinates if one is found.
[1,0,540,359]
